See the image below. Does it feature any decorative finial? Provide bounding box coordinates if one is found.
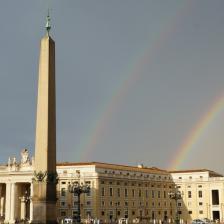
[45,9,51,36]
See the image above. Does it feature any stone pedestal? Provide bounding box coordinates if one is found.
[32,182,57,224]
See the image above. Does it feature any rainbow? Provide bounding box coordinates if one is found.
[169,95,224,170]
[75,1,194,161]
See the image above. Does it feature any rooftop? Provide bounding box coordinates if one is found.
[57,161,169,175]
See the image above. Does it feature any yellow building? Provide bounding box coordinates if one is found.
[0,154,224,223]
[171,169,224,223]
[56,162,175,223]
[56,163,224,223]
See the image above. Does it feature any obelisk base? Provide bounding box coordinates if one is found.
[32,182,57,224]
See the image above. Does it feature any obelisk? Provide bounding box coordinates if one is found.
[32,14,57,224]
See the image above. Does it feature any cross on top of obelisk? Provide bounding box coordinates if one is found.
[45,9,51,36]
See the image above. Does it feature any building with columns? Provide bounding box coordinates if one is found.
[0,157,224,223]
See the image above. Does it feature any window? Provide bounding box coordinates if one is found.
[199,202,203,206]
[101,187,105,196]
[110,201,113,206]
[125,201,128,206]
[158,191,160,198]
[86,201,91,206]
[61,211,66,216]
[178,202,182,207]
[109,188,113,196]
[125,188,128,197]
[178,177,182,179]
[73,211,78,216]
[188,191,192,198]
[74,201,79,207]
[132,189,135,197]
[198,191,203,198]
[178,211,182,214]
[101,201,105,206]
[152,190,154,198]
[164,191,166,198]
[61,181,66,185]
[139,189,142,197]
[212,190,219,205]
[152,211,155,219]
[61,188,66,197]
[124,210,128,218]
[101,211,105,216]
[189,176,192,179]
[199,211,203,214]
[61,201,66,207]
[198,185,202,188]
[189,211,192,214]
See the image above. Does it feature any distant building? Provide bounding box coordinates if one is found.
[1,159,224,223]
[171,169,224,222]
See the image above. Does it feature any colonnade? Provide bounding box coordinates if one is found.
[0,182,32,223]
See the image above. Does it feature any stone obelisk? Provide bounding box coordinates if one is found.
[32,14,57,224]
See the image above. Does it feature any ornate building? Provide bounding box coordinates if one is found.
[0,156,224,223]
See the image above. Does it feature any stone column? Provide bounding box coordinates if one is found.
[0,196,4,217]
[9,183,16,223]
[4,183,11,222]
[0,185,2,217]
[30,183,33,222]
[20,196,26,220]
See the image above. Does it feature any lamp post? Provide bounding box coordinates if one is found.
[168,187,182,224]
[68,182,90,223]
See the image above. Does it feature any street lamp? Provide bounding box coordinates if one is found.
[68,182,90,223]
[168,187,182,224]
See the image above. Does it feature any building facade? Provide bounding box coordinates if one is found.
[56,162,175,223]
[0,158,224,223]
[171,170,224,222]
